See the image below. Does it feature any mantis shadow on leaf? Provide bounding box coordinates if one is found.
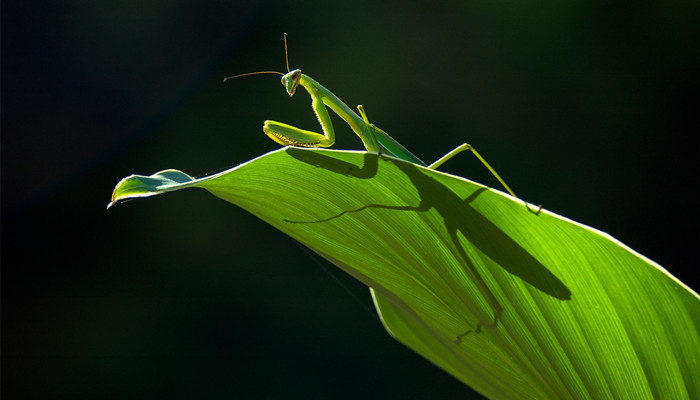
[286,147,380,180]
[285,148,571,337]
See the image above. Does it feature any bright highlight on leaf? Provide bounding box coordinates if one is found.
[110,147,699,399]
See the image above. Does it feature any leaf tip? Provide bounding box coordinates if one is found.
[107,169,195,209]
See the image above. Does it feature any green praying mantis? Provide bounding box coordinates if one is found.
[225,34,532,209]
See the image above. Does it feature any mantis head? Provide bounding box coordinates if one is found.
[282,69,302,97]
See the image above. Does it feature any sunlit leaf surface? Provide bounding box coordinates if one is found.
[110,147,699,399]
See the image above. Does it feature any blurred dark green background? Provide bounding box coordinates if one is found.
[2,0,698,398]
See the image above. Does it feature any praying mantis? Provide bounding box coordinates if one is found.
[225,33,525,204]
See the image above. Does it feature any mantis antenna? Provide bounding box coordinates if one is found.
[283,32,290,72]
[222,34,293,83]
[222,71,282,82]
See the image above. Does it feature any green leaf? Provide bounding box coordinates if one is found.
[110,147,699,399]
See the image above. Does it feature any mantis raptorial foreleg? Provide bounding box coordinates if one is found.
[263,94,336,148]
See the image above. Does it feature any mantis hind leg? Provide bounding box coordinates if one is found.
[429,143,542,214]
[429,143,516,197]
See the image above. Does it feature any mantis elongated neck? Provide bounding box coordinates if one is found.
[300,75,363,130]
[298,74,426,165]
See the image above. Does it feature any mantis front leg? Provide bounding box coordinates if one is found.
[263,95,336,148]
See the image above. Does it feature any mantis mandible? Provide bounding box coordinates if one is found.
[225,33,522,202]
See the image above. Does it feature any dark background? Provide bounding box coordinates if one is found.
[2,0,698,398]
